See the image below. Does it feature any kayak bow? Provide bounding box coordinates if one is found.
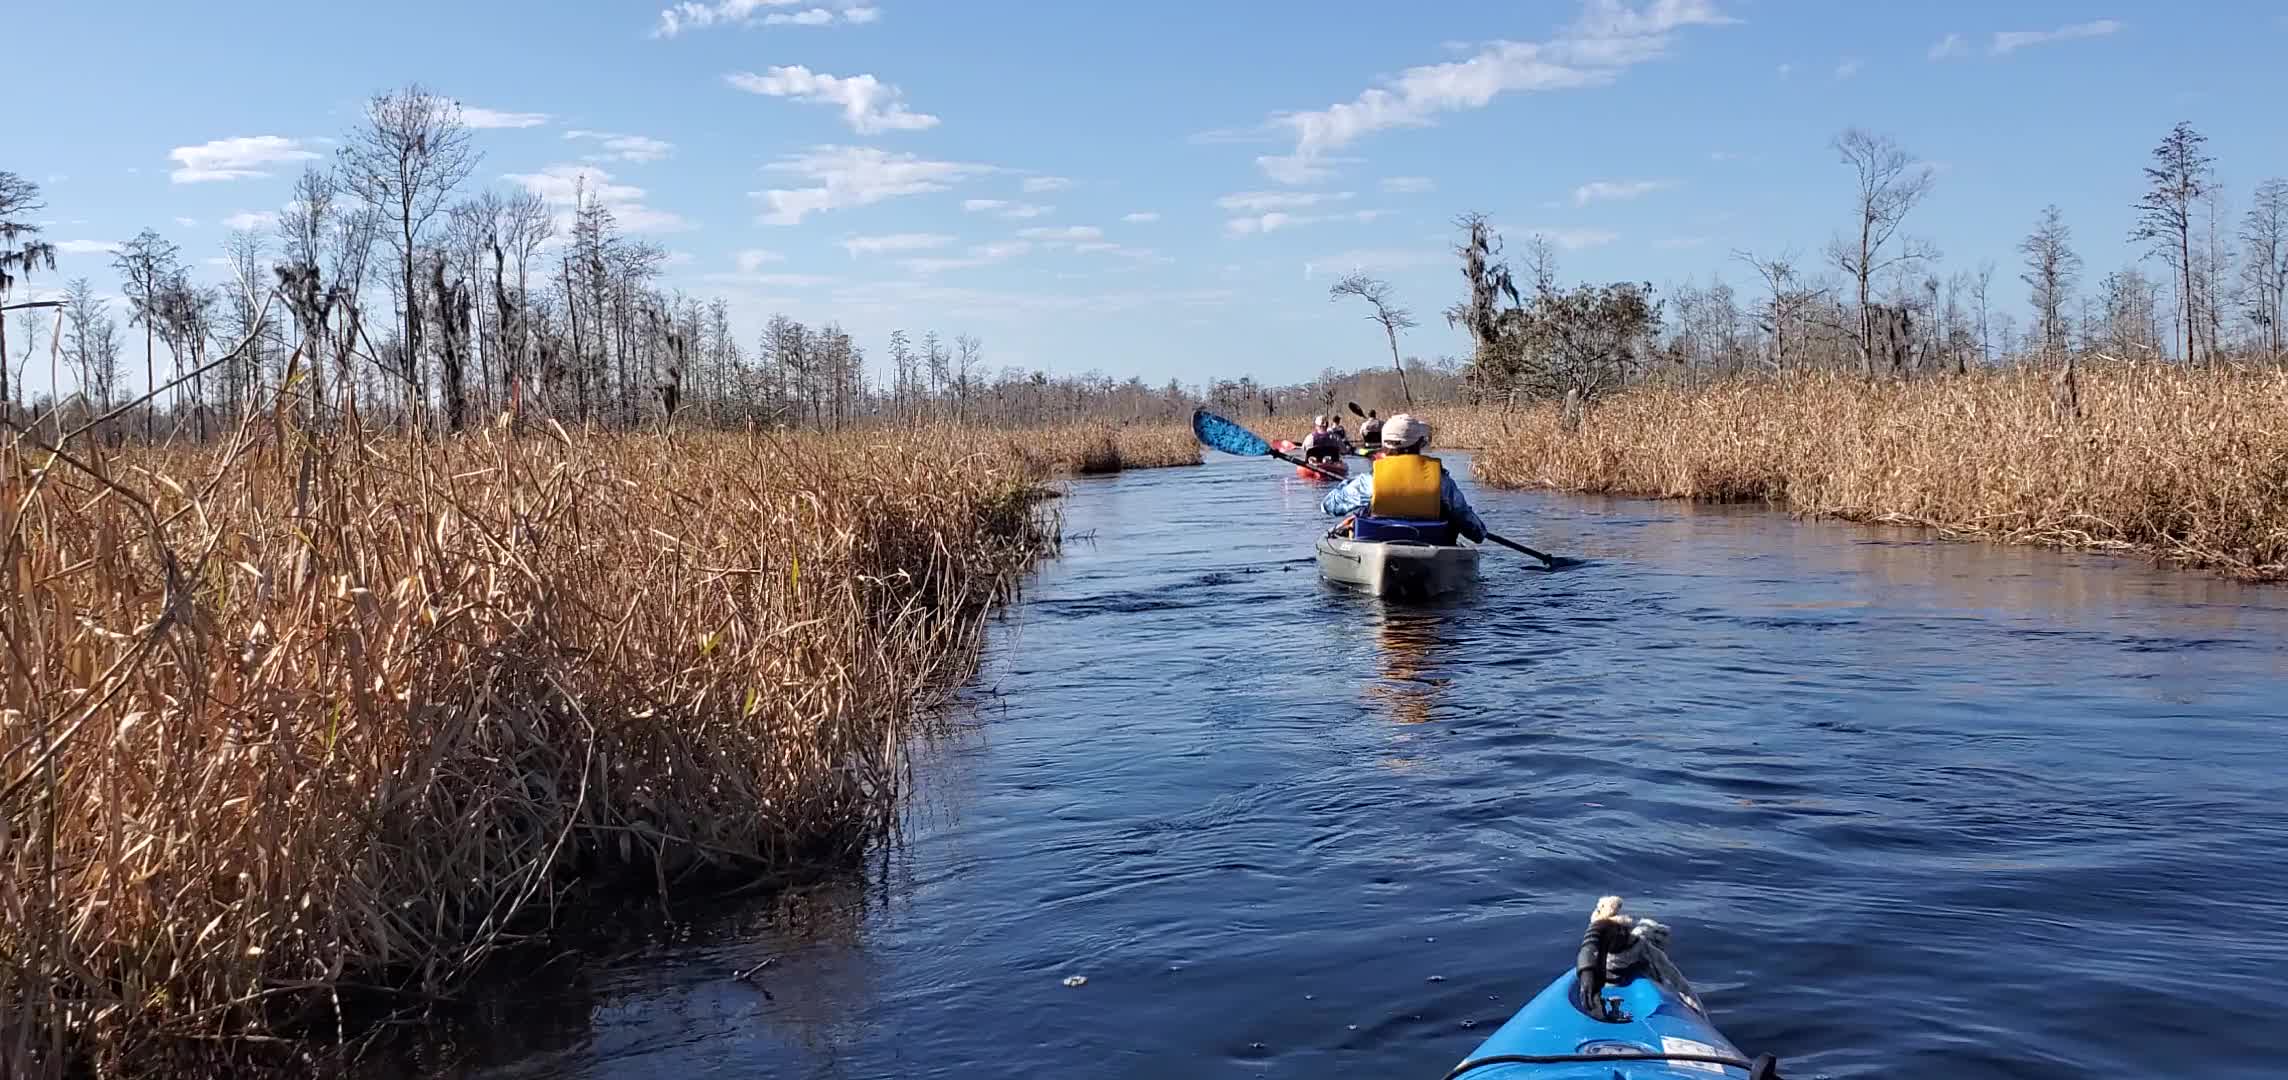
[1442,897,1781,1079]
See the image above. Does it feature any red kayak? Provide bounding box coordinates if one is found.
[1275,440,1349,481]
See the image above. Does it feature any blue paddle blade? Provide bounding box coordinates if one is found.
[1192,408,1273,457]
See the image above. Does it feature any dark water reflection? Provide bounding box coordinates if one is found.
[446,453,2288,1079]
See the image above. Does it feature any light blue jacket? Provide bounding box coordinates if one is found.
[1319,458,1489,542]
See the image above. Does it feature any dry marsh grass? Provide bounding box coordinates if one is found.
[1001,422,1201,476]
[1474,364,2288,578]
[0,417,1057,1075]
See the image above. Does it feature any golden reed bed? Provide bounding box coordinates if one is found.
[1003,422,1202,476]
[1473,364,2288,579]
[1,418,1058,1075]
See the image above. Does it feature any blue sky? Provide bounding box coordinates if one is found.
[10,0,2288,397]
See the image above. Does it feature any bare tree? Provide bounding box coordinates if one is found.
[2,172,61,416]
[60,278,122,413]
[2098,268,2164,358]
[112,229,181,441]
[2244,177,2288,363]
[1826,128,1939,378]
[11,307,46,416]
[2196,181,2234,363]
[1734,247,1821,373]
[2131,121,2213,363]
[2018,205,2082,359]
[954,332,982,421]
[1330,271,1418,406]
[499,190,553,406]
[218,226,275,417]
[339,82,480,423]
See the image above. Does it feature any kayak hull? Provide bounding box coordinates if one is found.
[1447,971,1753,1079]
[1314,534,1479,598]
[1274,440,1348,481]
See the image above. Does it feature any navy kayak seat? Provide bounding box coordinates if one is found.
[1353,515,1457,545]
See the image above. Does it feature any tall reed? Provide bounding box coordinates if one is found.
[1,415,1057,1075]
[999,422,1201,476]
[1474,364,2288,578]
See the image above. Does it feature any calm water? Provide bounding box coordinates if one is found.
[447,453,2288,1079]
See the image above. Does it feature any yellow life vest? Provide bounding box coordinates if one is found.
[1370,454,1443,520]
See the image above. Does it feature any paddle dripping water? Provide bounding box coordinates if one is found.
[439,453,2288,1080]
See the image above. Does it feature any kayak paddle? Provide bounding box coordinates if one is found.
[1189,407,1560,569]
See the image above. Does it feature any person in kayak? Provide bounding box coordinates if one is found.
[1298,415,1344,465]
[1357,409,1382,447]
[1318,414,1488,543]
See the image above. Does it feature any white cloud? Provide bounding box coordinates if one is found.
[701,269,836,291]
[1122,211,1160,223]
[1216,190,1355,213]
[653,0,878,37]
[735,249,786,271]
[1301,248,1441,278]
[826,280,1230,322]
[1927,32,1969,61]
[565,130,675,163]
[839,232,953,256]
[1380,176,1436,193]
[503,164,691,232]
[1225,208,1383,236]
[1070,241,1170,264]
[55,239,119,255]
[726,65,938,134]
[962,198,1051,219]
[1834,57,1863,80]
[168,135,319,183]
[1992,19,2122,55]
[223,210,280,231]
[1022,176,1073,193]
[174,217,199,228]
[1521,226,1618,250]
[1257,154,1342,185]
[1254,0,1734,183]
[1572,178,1676,205]
[461,106,551,129]
[900,239,1033,275]
[1018,225,1104,242]
[754,145,992,225]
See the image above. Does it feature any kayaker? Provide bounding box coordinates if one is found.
[1358,409,1382,447]
[1318,414,1488,543]
[1299,415,1343,464]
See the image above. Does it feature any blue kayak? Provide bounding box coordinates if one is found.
[1439,898,1779,1080]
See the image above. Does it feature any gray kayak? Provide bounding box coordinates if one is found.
[1314,532,1482,598]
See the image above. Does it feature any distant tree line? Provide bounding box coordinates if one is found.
[1437,121,2288,413]
[9,103,2284,445]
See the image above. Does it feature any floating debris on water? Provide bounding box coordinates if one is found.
[1063,975,1088,988]
[1427,974,1445,982]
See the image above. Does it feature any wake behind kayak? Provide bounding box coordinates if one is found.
[1442,897,1783,1079]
